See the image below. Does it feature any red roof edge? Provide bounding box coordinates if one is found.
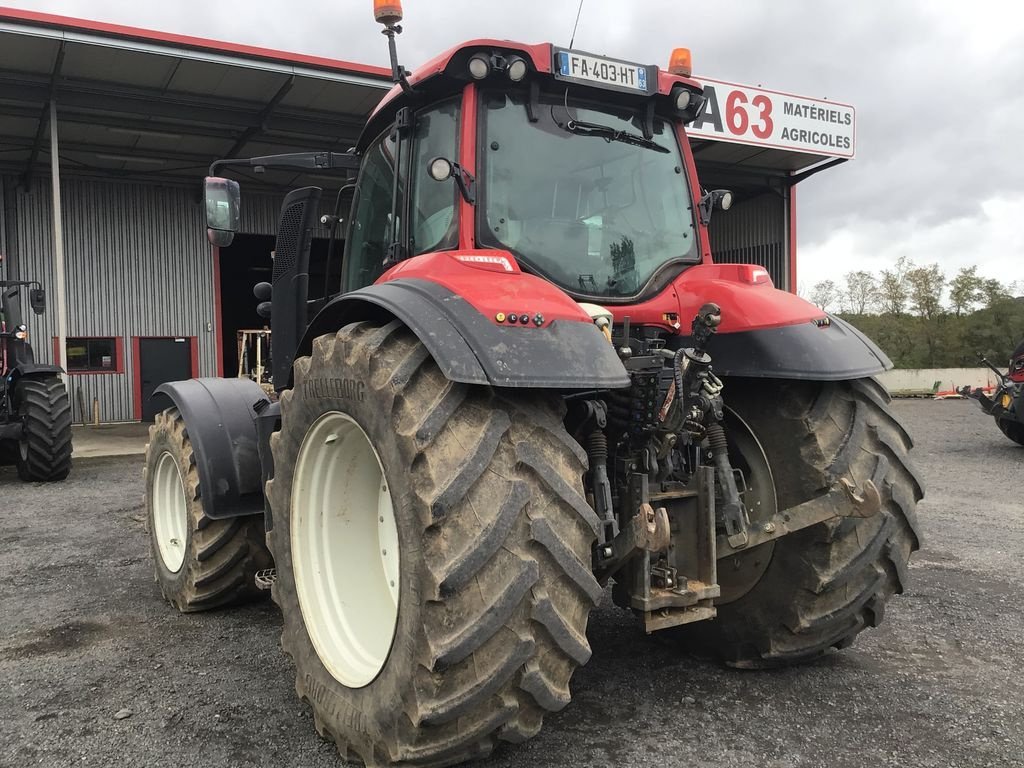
[0,5,392,80]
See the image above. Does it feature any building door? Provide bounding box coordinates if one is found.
[139,338,192,420]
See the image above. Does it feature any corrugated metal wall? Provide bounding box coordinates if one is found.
[4,168,791,423]
[240,191,286,238]
[4,174,282,422]
[707,192,789,289]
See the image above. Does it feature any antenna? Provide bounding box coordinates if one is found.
[569,0,584,49]
[374,0,413,95]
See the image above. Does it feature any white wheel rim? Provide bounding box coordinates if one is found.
[291,411,400,688]
[152,451,188,573]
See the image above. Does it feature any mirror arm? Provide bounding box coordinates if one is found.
[454,166,476,205]
[698,191,712,226]
[208,151,360,177]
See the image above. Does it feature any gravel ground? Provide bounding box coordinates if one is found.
[1,399,1022,768]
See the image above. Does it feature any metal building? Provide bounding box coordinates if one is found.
[0,8,855,423]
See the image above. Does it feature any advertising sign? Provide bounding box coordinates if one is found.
[688,78,855,158]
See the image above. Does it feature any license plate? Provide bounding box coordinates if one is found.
[554,49,654,94]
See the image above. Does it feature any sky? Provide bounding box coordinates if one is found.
[5,0,1023,294]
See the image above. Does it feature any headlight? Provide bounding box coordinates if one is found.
[507,57,528,82]
[468,54,490,79]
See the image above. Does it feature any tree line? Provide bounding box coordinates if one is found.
[805,258,1024,369]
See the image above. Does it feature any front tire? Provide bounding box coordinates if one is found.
[267,320,601,767]
[687,377,924,667]
[15,376,72,482]
[144,408,272,612]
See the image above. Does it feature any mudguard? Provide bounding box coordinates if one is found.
[613,264,891,380]
[298,277,631,390]
[153,378,270,519]
[9,362,63,380]
[670,315,892,380]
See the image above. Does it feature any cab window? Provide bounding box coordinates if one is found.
[343,129,399,291]
[409,98,460,256]
[343,99,461,292]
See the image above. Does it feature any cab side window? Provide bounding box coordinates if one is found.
[343,130,399,291]
[343,98,461,292]
[409,99,460,255]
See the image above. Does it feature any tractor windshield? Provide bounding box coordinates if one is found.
[478,90,698,300]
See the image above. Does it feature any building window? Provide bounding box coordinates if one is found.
[66,337,120,373]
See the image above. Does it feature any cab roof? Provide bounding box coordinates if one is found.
[363,39,703,143]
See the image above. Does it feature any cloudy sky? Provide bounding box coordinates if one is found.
[6,0,1023,293]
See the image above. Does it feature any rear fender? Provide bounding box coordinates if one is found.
[298,250,630,390]
[681,315,892,380]
[624,264,892,380]
[153,378,270,519]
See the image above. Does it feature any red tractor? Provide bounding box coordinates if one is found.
[144,5,922,766]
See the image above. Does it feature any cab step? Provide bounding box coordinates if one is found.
[255,568,277,590]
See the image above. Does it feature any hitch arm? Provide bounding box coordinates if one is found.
[717,478,882,558]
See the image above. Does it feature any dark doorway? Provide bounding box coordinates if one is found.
[218,234,335,377]
[139,338,192,420]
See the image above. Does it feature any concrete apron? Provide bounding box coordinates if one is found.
[72,423,150,459]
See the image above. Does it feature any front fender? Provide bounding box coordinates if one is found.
[153,378,270,519]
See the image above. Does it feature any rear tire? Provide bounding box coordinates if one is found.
[144,408,272,612]
[267,320,600,767]
[996,416,1024,446]
[685,378,924,667]
[15,376,72,482]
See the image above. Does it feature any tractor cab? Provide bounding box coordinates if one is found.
[343,36,717,303]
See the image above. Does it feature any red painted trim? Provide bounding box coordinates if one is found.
[190,337,200,379]
[52,335,125,374]
[678,124,712,264]
[212,245,224,377]
[608,263,824,334]
[380,250,591,325]
[131,335,196,420]
[458,84,477,250]
[0,6,391,80]
[131,336,142,421]
[788,185,798,294]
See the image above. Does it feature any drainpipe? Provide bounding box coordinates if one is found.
[49,99,68,381]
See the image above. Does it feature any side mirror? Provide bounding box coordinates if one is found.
[697,188,734,226]
[204,176,241,247]
[29,287,46,315]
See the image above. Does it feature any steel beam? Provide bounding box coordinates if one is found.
[21,41,65,190]
[0,74,369,139]
[226,75,295,159]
